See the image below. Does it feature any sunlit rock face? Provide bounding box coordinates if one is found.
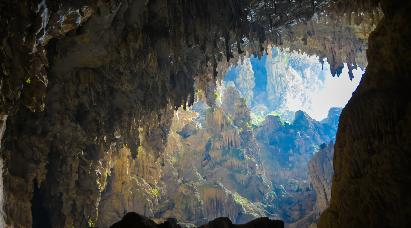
[153,87,272,225]
[81,86,274,226]
[309,142,334,215]
[95,83,340,226]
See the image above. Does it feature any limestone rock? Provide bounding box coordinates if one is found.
[309,142,334,214]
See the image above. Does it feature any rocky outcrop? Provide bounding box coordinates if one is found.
[94,86,275,226]
[255,109,340,224]
[318,1,411,227]
[279,8,381,78]
[309,142,334,214]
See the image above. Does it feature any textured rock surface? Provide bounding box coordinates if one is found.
[318,1,411,227]
[309,142,334,215]
[0,115,5,226]
[74,86,274,226]
[255,108,340,224]
[280,8,381,78]
[97,84,340,226]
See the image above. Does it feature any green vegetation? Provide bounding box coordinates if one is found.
[148,186,161,198]
[233,192,250,207]
[225,113,234,125]
[170,155,178,164]
[213,91,221,101]
[251,110,288,127]
[87,218,95,228]
[268,111,287,126]
[268,110,281,117]
[250,112,266,127]
[244,154,254,162]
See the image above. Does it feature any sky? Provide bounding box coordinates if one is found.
[224,49,364,121]
[304,64,363,120]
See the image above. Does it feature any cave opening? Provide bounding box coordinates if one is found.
[1,0,410,228]
[157,48,363,226]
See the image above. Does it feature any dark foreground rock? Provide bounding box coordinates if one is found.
[318,1,411,227]
[111,213,284,228]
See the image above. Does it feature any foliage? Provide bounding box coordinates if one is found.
[233,192,250,207]
[170,155,178,164]
[148,186,161,198]
[267,111,287,126]
[87,218,95,228]
[250,112,266,127]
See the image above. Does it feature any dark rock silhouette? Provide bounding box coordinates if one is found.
[318,1,411,227]
[111,212,284,228]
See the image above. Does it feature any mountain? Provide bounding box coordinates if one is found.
[255,108,340,224]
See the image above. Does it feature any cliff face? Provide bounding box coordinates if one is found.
[318,1,411,227]
[255,108,340,224]
[309,142,334,215]
[94,86,273,226]
[94,84,340,227]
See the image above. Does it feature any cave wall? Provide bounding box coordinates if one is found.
[318,0,411,227]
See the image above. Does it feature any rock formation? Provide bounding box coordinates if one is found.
[309,142,334,216]
[279,8,381,78]
[318,1,411,227]
[255,108,340,224]
[95,84,340,226]
[92,86,274,226]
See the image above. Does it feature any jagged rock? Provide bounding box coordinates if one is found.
[321,108,342,132]
[280,8,382,78]
[309,142,334,214]
[255,109,339,224]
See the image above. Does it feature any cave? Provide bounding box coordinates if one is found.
[0,0,410,228]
